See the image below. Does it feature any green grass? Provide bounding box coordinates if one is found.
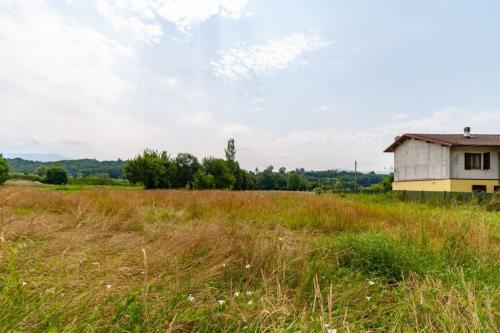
[0,188,498,332]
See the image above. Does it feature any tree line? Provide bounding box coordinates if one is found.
[2,140,389,191]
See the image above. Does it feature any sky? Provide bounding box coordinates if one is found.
[1,0,500,171]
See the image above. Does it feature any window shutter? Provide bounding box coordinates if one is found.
[483,152,490,170]
[465,153,471,170]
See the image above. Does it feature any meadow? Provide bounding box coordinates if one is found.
[0,187,498,332]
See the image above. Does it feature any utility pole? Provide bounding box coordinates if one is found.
[354,160,357,193]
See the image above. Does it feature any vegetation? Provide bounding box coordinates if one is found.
[45,166,69,185]
[0,188,498,332]
[5,141,386,191]
[7,158,125,178]
[0,154,8,185]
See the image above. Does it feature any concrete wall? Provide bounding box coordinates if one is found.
[394,139,450,181]
[450,147,500,180]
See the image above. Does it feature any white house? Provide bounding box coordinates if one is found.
[384,127,500,193]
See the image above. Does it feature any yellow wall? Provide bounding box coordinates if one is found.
[393,179,500,193]
[393,179,451,192]
[449,179,499,193]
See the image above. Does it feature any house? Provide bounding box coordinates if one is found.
[384,127,500,193]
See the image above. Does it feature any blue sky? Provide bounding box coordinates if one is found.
[1,0,500,171]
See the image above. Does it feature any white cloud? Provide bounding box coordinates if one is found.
[212,32,331,80]
[314,105,334,114]
[95,0,249,42]
[155,76,177,90]
[0,0,159,159]
[178,111,214,127]
[215,108,500,171]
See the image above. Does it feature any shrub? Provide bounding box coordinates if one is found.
[45,166,68,185]
[335,233,442,282]
[0,155,9,184]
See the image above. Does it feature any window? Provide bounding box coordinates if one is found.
[472,185,487,192]
[464,153,481,170]
[495,185,500,193]
[483,152,490,170]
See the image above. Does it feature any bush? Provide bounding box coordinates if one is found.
[335,233,443,282]
[8,173,43,182]
[0,155,9,185]
[45,166,68,185]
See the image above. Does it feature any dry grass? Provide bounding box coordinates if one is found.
[0,187,498,332]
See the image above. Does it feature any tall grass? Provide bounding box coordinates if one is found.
[0,188,498,332]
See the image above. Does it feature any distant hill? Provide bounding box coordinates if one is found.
[7,158,126,179]
[3,153,70,162]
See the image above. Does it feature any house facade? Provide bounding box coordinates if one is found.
[384,128,500,193]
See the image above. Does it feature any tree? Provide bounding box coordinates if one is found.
[192,170,216,189]
[35,165,48,177]
[0,154,8,185]
[371,174,393,191]
[124,150,173,189]
[202,157,234,189]
[287,172,301,191]
[172,153,200,188]
[225,138,236,162]
[46,166,68,185]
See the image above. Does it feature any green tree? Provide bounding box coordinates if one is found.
[287,172,301,191]
[225,138,236,162]
[192,170,216,189]
[202,157,234,189]
[172,153,200,188]
[0,154,9,185]
[35,165,48,177]
[46,166,68,185]
[371,174,393,191]
[124,150,173,189]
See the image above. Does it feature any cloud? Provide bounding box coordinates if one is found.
[314,105,334,114]
[214,108,500,171]
[0,0,159,159]
[211,32,331,80]
[95,0,249,42]
[155,76,177,90]
[178,111,214,127]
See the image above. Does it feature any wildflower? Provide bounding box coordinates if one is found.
[222,263,226,267]
[247,300,253,305]
[187,294,195,302]
[245,264,251,269]
[233,291,240,297]
[368,280,375,286]
[106,284,112,289]
[46,287,56,294]
[366,296,372,301]
[278,237,284,241]
[327,329,337,333]
[217,300,226,305]
[22,281,27,287]
[246,291,253,296]
[323,323,330,328]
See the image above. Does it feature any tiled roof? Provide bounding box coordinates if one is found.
[384,134,500,152]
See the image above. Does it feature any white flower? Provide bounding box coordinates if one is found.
[323,323,330,327]
[217,300,225,305]
[222,263,226,267]
[106,284,112,289]
[188,294,195,302]
[246,291,253,296]
[368,280,375,286]
[366,296,372,301]
[278,237,284,241]
[247,300,253,305]
[233,291,240,297]
[22,281,27,287]
[245,264,251,269]
[327,329,337,333]
[46,287,56,294]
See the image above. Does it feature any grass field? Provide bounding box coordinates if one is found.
[0,187,498,332]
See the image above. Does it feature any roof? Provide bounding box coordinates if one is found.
[384,133,500,152]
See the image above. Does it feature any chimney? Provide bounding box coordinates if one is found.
[464,127,471,138]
